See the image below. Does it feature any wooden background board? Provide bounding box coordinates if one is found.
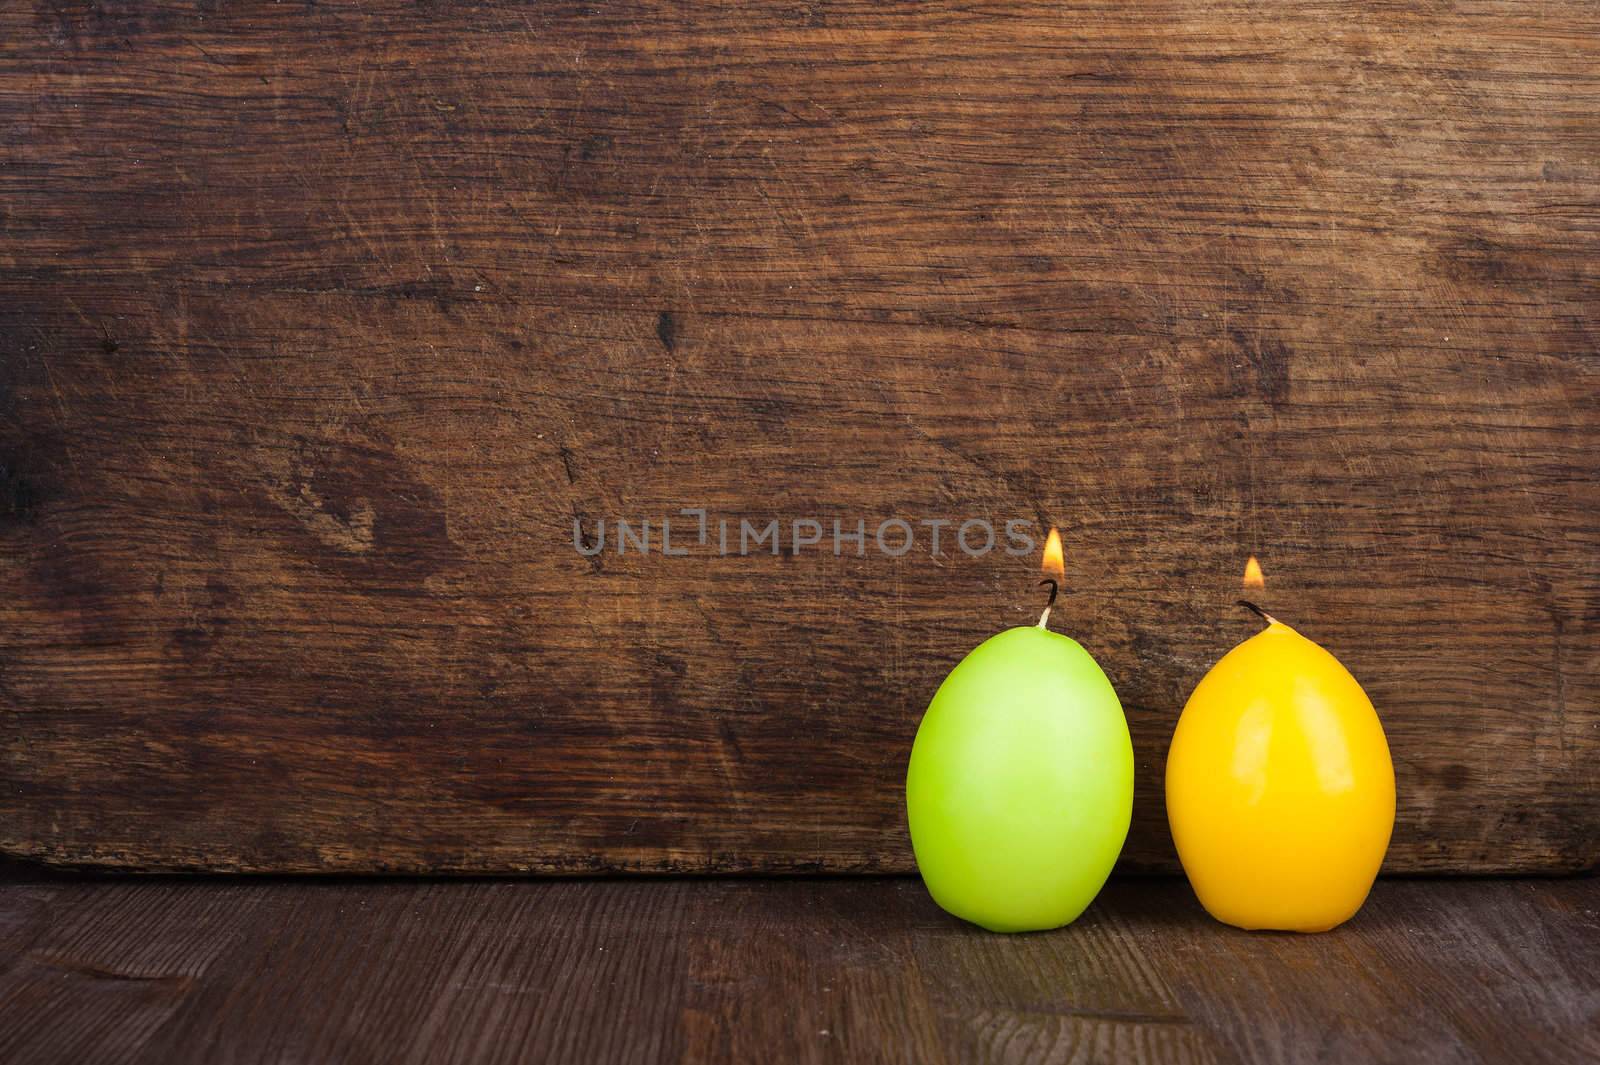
[1,0,1596,873]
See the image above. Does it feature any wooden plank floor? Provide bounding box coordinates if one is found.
[0,869,1594,1064]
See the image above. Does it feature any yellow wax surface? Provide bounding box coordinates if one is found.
[1166,620,1395,932]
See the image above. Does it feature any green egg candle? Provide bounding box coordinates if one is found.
[906,529,1134,933]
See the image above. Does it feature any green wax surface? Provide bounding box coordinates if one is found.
[906,626,1134,933]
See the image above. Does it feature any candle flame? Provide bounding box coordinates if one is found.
[1041,527,1065,581]
[1242,555,1265,590]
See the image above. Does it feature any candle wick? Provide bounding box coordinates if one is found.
[1236,599,1278,626]
[1037,579,1059,630]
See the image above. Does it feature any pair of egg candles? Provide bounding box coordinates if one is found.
[905,531,1395,934]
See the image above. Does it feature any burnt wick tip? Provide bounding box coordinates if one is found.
[1035,579,1059,630]
[1236,599,1272,623]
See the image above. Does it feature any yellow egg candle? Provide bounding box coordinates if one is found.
[1165,558,1395,933]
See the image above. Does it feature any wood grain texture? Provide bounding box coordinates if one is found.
[0,871,1597,1064]
[1,0,1597,873]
